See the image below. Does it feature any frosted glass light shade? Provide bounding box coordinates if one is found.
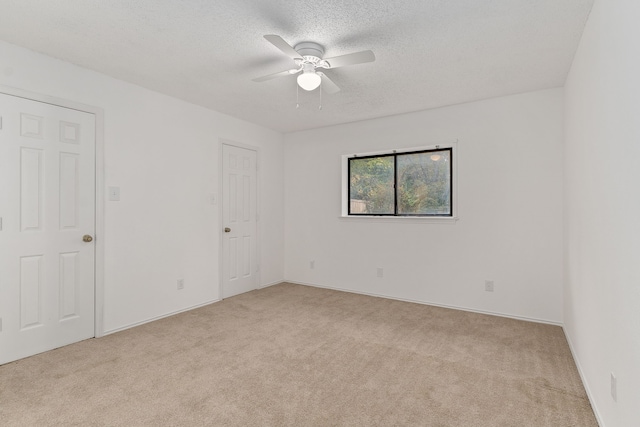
[297,71,321,91]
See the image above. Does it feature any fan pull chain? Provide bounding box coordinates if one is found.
[296,84,300,109]
[318,84,322,110]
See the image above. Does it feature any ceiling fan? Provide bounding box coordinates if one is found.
[252,35,375,93]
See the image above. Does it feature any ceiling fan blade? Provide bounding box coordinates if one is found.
[252,68,299,82]
[323,50,375,69]
[318,72,341,94]
[263,35,302,60]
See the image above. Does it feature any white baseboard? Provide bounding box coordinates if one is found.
[258,280,282,289]
[563,328,605,427]
[284,279,563,326]
[102,298,220,336]
[102,281,283,336]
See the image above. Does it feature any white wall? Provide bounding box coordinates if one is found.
[284,89,564,324]
[0,41,285,333]
[564,0,640,425]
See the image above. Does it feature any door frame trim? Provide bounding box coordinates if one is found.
[218,139,261,299]
[0,84,106,338]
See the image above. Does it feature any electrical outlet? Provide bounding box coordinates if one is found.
[310,260,315,269]
[611,372,617,401]
[108,186,120,201]
[485,280,494,292]
[177,279,184,290]
[377,268,384,278]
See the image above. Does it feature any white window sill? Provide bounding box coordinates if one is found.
[339,215,459,224]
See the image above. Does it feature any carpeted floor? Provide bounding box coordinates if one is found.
[0,283,597,426]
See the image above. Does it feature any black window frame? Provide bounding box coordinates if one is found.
[347,147,453,217]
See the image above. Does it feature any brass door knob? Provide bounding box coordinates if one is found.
[83,235,93,242]
[224,227,231,233]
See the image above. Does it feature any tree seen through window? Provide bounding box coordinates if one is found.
[348,149,451,216]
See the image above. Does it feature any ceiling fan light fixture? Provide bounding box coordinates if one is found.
[297,70,321,91]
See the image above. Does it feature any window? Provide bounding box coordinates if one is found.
[347,147,453,217]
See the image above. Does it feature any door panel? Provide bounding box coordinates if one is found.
[222,144,257,298]
[0,93,96,365]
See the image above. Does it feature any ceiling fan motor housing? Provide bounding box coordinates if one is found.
[294,42,324,60]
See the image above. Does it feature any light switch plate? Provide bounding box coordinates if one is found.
[611,372,617,401]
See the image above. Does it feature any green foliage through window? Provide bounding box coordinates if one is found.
[348,148,452,216]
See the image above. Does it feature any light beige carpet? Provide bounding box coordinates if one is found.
[0,283,597,426]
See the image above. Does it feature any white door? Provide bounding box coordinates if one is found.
[222,144,258,298]
[0,93,96,365]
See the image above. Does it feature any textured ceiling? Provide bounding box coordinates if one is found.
[0,0,594,133]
